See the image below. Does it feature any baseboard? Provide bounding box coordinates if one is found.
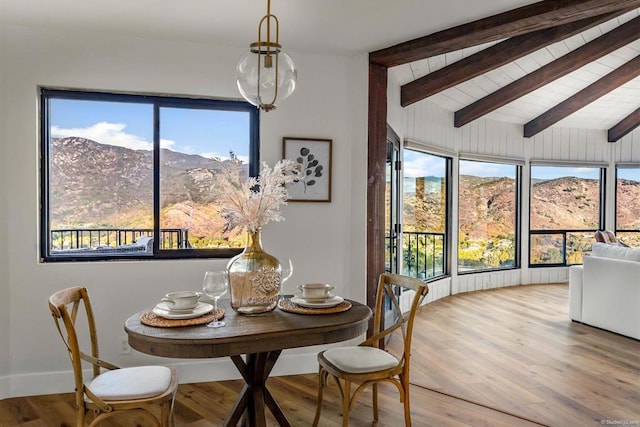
[0,375,8,400]
[2,350,320,399]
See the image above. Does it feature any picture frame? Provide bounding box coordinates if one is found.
[283,137,332,202]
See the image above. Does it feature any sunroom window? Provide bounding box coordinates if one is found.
[615,165,640,246]
[529,164,604,266]
[402,149,450,280]
[40,88,259,261]
[457,158,520,273]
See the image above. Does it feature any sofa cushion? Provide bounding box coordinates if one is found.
[591,242,640,262]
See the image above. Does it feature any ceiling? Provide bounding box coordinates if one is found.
[1,0,639,138]
[386,4,640,139]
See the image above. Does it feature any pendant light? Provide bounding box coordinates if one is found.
[236,0,297,112]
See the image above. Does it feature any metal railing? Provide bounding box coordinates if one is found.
[402,231,445,280]
[50,228,189,251]
[529,229,597,266]
[392,228,626,274]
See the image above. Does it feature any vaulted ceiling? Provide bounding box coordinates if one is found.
[373,1,640,141]
[2,0,639,140]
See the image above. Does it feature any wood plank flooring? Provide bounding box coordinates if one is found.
[1,283,638,426]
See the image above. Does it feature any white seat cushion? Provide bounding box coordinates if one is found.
[323,347,399,373]
[87,365,172,400]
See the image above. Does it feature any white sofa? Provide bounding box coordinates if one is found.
[569,242,640,340]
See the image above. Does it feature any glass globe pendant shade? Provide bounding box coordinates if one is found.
[236,43,297,112]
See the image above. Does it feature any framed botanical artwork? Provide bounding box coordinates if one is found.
[283,137,332,202]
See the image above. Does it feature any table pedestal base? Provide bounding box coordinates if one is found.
[225,351,291,427]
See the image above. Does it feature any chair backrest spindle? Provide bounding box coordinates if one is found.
[49,286,178,426]
[367,273,429,373]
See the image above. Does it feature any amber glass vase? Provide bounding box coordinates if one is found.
[227,230,281,314]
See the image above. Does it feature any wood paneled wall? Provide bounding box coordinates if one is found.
[615,128,640,162]
[405,99,619,162]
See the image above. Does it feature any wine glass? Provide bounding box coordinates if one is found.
[280,258,293,284]
[202,271,228,327]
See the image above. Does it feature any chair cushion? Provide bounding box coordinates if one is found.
[87,365,172,400]
[323,347,399,373]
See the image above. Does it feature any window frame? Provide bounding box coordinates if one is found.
[401,147,452,281]
[457,158,522,275]
[614,164,640,246]
[40,88,259,262]
[528,164,605,267]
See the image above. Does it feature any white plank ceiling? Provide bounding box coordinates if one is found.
[391,8,640,131]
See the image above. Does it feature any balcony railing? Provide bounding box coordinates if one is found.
[391,228,619,275]
[529,229,597,266]
[50,228,189,251]
[402,231,445,280]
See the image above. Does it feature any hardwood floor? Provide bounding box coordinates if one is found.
[1,284,638,426]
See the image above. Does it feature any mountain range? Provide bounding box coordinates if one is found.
[49,137,243,242]
[51,137,640,245]
[404,174,640,241]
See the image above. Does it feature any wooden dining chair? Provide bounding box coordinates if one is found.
[49,287,178,427]
[313,273,428,427]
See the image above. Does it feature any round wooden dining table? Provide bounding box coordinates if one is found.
[124,298,371,427]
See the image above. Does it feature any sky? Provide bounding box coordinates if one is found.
[404,149,640,181]
[403,149,446,178]
[50,99,251,162]
[50,98,639,182]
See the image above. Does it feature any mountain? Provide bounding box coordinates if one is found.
[405,174,640,240]
[402,176,446,233]
[49,137,244,242]
[613,178,640,230]
[530,176,600,230]
[458,175,516,240]
[52,138,640,245]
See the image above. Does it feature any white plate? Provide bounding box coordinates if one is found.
[154,301,202,313]
[152,302,213,319]
[295,293,335,302]
[290,295,344,308]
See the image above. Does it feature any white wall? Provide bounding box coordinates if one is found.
[0,12,11,394]
[0,24,368,398]
[403,99,639,294]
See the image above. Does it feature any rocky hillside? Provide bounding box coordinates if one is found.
[615,178,640,229]
[49,137,247,242]
[530,176,600,230]
[51,138,640,244]
[458,175,517,240]
[405,174,640,240]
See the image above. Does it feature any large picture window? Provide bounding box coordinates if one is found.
[529,165,603,266]
[616,166,640,247]
[402,149,450,279]
[458,159,519,273]
[41,89,259,261]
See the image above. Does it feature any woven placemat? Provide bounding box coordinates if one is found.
[140,309,224,328]
[278,298,352,315]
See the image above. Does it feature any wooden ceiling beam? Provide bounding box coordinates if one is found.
[524,55,640,138]
[455,15,640,128]
[370,0,640,68]
[608,107,640,142]
[400,11,629,107]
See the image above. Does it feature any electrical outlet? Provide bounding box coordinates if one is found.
[119,335,132,355]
